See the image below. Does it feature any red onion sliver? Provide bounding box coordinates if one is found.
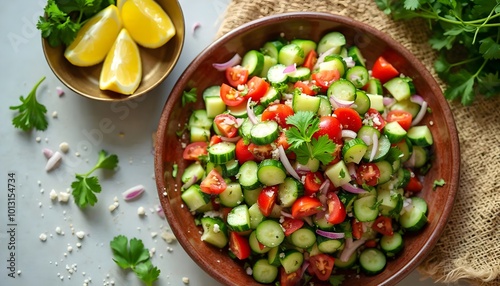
[156,204,165,218]
[278,145,301,181]
[45,151,62,172]
[341,182,367,194]
[319,179,330,195]
[369,133,379,162]
[122,185,145,201]
[314,47,336,69]
[303,216,313,226]
[283,63,297,74]
[339,237,366,262]
[43,148,54,159]
[212,54,242,71]
[56,86,65,97]
[343,56,355,68]
[360,134,372,145]
[299,260,310,278]
[246,98,258,125]
[341,130,357,139]
[182,175,198,190]
[347,162,357,179]
[330,96,355,108]
[192,22,201,34]
[383,97,395,106]
[316,229,345,239]
[412,100,428,126]
[280,211,294,218]
[220,135,241,143]
[410,95,425,105]
[404,151,416,168]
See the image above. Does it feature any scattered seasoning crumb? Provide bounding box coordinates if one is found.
[55,227,62,235]
[36,136,41,143]
[76,242,82,248]
[17,270,21,275]
[59,142,70,153]
[108,203,118,212]
[137,206,146,216]
[75,152,80,157]
[39,233,47,242]
[113,196,119,202]
[52,111,58,118]
[161,231,177,244]
[151,232,158,238]
[182,277,190,284]
[38,180,42,186]
[45,137,49,143]
[40,188,45,194]
[39,202,43,208]
[42,148,54,159]
[149,247,156,257]
[58,191,70,203]
[56,86,65,97]
[67,246,73,252]
[76,231,85,239]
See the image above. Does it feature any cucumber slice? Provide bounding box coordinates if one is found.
[342,138,368,164]
[252,258,278,284]
[407,125,433,147]
[227,204,251,232]
[279,249,304,274]
[357,126,380,144]
[181,184,210,212]
[348,46,366,67]
[200,217,228,248]
[261,40,284,59]
[181,162,204,184]
[278,177,304,207]
[260,55,278,78]
[353,195,379,222]
[289,227,316,249]
[292,91,321,113]
[278,43,305,66]
[208,142,236,164]
[359,248,387,275]
[242,50,265,76]
[380,232,404,257]
[267,246,281,266]
[384,77,416,101]
[391,99,421,118]
[221,159,239,177]
[412,145,429,168]
[287,67,311,82]
[257,159,287,186]
[325,160,351,187]
[365,78,383,95]
[394,137,413,162]
[250,120,279,145]
[374,160,393,184]
[335,249,357,269]
[259,86,280,107]
[255,220,285,248]
[327,78,357,103]
[384,121,408,144]
[317,95,333,116]
[345,66,369,89]
[189,109,212,129]
[238,161,262,190]
[290,39,317,56]
[377,185,403,217]
[190,126,210,142]
[367,93,384,113]
[399,197,428,232]
[219,182,244,207]
[317,236,343,254]
[320,54,347,77]
[227,101,249,118]
[202,85,221,98]
[363,134,391,162]
[249,203,265,229]
[249,230,271,254]
[353,90,371,115]
[267,64,288,85]
[317,31,346,54]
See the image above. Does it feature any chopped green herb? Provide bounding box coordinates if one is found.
[433,178,446,190]
[10,76,48,131]
[182,88,198,106]
[329,274,346,286]
[172,163,178,178]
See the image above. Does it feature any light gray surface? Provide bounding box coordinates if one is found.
[0,1,464,285]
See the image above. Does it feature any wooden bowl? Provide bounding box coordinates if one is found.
[42,0,185,101]
[155,12,460,286]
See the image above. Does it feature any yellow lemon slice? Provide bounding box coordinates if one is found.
[64,5,122,67]
[120,0,176,48]
[99,28,142,95]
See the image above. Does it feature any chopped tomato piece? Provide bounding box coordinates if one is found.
[200,169,227,194]
[246,76,269,101]
[404,171,423,192]
[356,163,381,187]
[235,138,255,164]
[352,218,364,240]
[308,254,335,281]
[293,81,318,96]
[225,66,249,87]
[386,110,413,131]
[304,171,325,196]
[313,115,343,144]
[371,56,399,83]
[220,83,246,106]
[275,131,290,150]
[281,217,304,236]
[209,135,222,146]
[229,231,251,260]
[261,103,294,128]
[280,267,301,286]
[182,142,208,161]
[214,114,238,138]
[333,107,362,132]
[312,69,340,91]
[248,143,273,161]
[372,216,394,236]
[257,186,278,216]
[365,239,378,248]
[326,192,346,224]
[364,108,386,131]
[302,50,318,71]
[291,197,323,219]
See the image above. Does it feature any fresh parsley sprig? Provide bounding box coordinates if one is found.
[9,76,48,131]
[71,150,119,208]
[37,0,114,47]
[110,235,160,286]
[375,0,500,105]
[182,87,197,106]
[285,111,336,165]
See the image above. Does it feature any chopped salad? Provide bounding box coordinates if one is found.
[178,31,433,285]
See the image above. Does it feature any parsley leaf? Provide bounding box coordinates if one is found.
[329,274,346,286]
[9,76,48,131]
[71,150,118,208]
[433,179,446,190]
[110,235,160,286]
[182,88,197,106]
[285,111,335,165]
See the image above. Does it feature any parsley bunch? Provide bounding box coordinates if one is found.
[375,0,500,105]
[37,0,114,47]
[110,235,160,286]
[71,150,119,208]
[9,76,48,131]
[285,111,337,165]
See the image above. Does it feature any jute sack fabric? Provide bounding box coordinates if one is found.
[216,1,500,285]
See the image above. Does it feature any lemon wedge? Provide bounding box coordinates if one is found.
[64,5,122,67]
[120,0,176,48]
[99,28,142,95]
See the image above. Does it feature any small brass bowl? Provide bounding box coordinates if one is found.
[42,0,185,101]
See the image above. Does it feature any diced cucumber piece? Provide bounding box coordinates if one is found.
[250,120,279,145]
[391,99,421,118]
[189,109,212,129]
[200,217,228,248]
[359,248,387,275]
[181,162,204,184]
[257,159,287,186]
[249,230,271,254]
[353,90,371,115]
[267,64,288,85]
[394,137,413,162]
[227,101,249,118]
[181,184,210,212]
[342,138,368,164]
[293,157,320,173]
[348,46,366,67]
[384,77,416,101]
[242,50,265,76]
[261,40,284,59]
[248,203,265,229]
[380,232,404,257]
[345,66,369,89]
[238,161,262,190]
[190,126,210,142]
[255,220,285,248]
[327,78,357,103]
[205,96,226,118]
[384,121,407,144]
[290,39,317,56]
[202,85,220,98]
[238,117,254,139]
[227,204,251,232]
[412,145,429,168]
[252,258,278,284]
[377,185,403,217]
[357,126,380,145]
[278,43,305,66]
[317,95,333,116]
[325,160,351,187]
[399,197,428,232]
[317,31,346,54]
[278,177,304,207]
[259,86,280,107]
[289,227,316,249]
[365,78,383,95]
[292,92,321,113]
[279,249,304,274]
[219,182,244,207]
[260,55,278,78]
[374,160,393,184]
[208,142,236,164]
[287,67,311,83]
[353,195,379,222]
[367,93,384,113]
[317,235,343,254]
[407,125,433,147]
[321,54,347,77]
[363,134,391,162]
[221,159,239,177]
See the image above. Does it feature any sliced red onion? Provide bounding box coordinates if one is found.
[42,148,54,159]
[246,98,258,125]
[341,182,367,194]
[303,216,313,226]
[369,133,379,162]
[220,135,241,143]
[283,63,296,74]
[403,151,416,168]
[295,164,311,176]
[212,54,241,71]
[341,130,357,139]
[360,134,372,145]
[299,260,310,278]
[343,56,355,68]
[122,185,145,201]
[314,47,336,69]
[316,229,345,239]
[410,94,425,105]
[235,118,244,128]
[280,210,294,218]
[383,97,395,106]
[339,237,367,262]
[411,99,428,126]
[319,179,330,195]
[45,151,62,172]
[192,22,201,34]
[330,96,354,108]
[278,145,301,181]
[56,86,65,97]
[347,162,357,179]
[156,204,165,218]
[182,175,198,190]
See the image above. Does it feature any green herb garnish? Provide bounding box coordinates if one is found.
[10,76,48,131]
[433,178,446,190]
[182,87,197,106]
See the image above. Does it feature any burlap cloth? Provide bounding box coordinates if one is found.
[215,1,500,285]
